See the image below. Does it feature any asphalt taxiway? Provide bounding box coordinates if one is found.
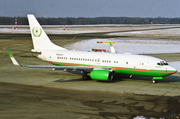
[0,25,180,118]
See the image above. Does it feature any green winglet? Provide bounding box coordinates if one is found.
[109,42,113,47]
[7,51,19,66]
[7,51,14,58]
[7,51,12,56]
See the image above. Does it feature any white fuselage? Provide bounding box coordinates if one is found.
[37,50,176,75]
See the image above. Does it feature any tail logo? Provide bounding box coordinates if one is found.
[32,27,42,37]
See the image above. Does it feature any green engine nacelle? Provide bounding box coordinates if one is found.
[90,70,113,81]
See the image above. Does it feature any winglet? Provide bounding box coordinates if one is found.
[7,51,20,66]
[109,42,116,53]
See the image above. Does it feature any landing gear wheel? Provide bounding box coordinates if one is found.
[151,79,156,84]
[82,75,90,80]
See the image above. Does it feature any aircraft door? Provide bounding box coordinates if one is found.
[96,58,101,65]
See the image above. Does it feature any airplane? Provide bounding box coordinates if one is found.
[8,14,177,83]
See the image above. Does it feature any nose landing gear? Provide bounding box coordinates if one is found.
[151,77,163,83]
[151,79,157,84]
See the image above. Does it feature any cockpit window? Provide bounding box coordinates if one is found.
[157,61,168,66]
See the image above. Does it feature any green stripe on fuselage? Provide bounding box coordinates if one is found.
[48,61,175,77]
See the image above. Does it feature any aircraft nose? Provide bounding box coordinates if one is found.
[168,66,177,74]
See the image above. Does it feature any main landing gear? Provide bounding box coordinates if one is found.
[82,73,90,80]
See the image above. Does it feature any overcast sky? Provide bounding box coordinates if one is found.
[1,0,180,18]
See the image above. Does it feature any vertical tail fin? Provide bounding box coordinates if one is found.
[27,14,66,50]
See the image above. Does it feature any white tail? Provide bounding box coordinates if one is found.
[27,14,67,50]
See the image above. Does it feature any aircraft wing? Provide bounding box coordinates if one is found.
[7,51,93,72]
[25,65,93,72]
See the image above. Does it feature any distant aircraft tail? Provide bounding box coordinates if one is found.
[27,14,67,51]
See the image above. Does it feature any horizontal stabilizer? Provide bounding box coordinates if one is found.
[6,49,41,54]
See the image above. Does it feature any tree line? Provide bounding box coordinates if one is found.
[0,16,180,25]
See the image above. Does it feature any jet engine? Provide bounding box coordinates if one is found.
[90,70,113,81]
